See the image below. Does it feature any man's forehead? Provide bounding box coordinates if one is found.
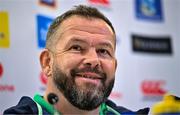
[54,16,116,50]
[58,16,114,35]
[65,25,112,35]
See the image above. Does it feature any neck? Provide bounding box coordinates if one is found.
[44,80,100,115]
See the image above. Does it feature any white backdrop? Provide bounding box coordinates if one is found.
[0,0,180,113]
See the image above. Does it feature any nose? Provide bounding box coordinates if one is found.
[83,48,100,68]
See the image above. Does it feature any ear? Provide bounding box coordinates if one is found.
[40,49,53,77]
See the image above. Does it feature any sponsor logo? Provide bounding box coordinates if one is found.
[132,34,172,54]
[40,71,47,85]
[37,14,53,48]
[39,0,56,8]
[39,71,47,91]
[135,0,163,21]
[0,62,15,92]
[141,80,167,96]
[0,84,15,92]
[141,80,167,101]
[0,11,10,48]
[88,0,110,7]
[0,63,3,78]
[109,91,122,99]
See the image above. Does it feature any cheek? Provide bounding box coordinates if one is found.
[56,55,82,73]
[101,60,116,78]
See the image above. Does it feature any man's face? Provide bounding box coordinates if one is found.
[51,16,117,110]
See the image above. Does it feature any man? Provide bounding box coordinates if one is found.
[4,5,149,114]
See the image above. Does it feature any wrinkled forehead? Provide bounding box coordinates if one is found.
[56,16,116,47]
[61,25,113,36]
[56,16,115,43]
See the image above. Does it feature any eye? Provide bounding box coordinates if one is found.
[69,45,83,52]
[97,49,112,57]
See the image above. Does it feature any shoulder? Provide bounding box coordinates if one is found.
[3,96,38,114]
[105,99,150,115]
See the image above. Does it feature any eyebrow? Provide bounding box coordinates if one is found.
[67,38,88,45]
[67,37,114,50]
[98,42,114,49]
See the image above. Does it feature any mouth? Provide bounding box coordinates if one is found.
[75,72,103,85]
[76,72,102,80]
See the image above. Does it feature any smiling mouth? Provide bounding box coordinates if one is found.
[76,72,102,80]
